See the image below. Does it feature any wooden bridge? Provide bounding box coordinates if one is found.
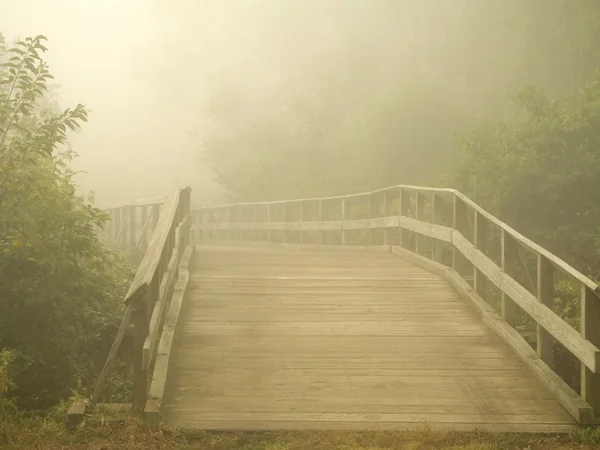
[69,185,600,433]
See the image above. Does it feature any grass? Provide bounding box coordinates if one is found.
[2,419,600,450]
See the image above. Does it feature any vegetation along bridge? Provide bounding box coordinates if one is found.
[68,184,600,433]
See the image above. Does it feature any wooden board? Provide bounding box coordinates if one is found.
[161,245,576,432]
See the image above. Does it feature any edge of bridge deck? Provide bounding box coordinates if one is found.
[182,241,596,429]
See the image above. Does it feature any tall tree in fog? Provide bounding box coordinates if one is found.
[142,0,600,202]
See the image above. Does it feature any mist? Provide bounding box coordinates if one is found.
[3,0,598,206]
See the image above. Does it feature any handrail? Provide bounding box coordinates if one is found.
[194,184,599,294]
[191,184,600,423]
[89,185,191,412]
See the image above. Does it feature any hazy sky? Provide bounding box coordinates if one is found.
[2,0,221,207]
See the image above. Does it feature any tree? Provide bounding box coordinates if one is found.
[447,77,600,274]
[0,35,131,409]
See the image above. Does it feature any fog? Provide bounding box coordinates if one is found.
[3,0,222,208]
[2,0,595,206]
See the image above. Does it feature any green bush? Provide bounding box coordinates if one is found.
[0,35,132,410]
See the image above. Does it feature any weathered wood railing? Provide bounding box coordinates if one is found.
[98,196,167,252]
[69,186,192,424]
[192,185,600,425]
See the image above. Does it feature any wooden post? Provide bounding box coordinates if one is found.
[474,212,488,297]
[536,254,554,366]
[399,188,410,248]
[267,205,272,243]
[182,187,191,245]
[581,286,600,416]
[368,195,373,246]
[341,199,347,245]
[216,209,224,242]
[140,206,148,248]
[132,298,149,413]
[452,195,472,278]
[129,205,137,250]
[452,195,461,272]
[300,202,305,244]
[415,192,425,255]
[282,203,287,243]
[432,194,443,263]
[108,209,116,245]
[252,205,257,242]
[114,208,122,247]
[383,191,389,246]
[501,229,519,327]
[318,201,324,245]
[227,206,233,241]
[240,206,245,242]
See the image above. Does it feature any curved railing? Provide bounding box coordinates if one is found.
[192,184,600,424]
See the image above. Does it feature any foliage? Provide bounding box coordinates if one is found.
[447,76,600,274]
[0,350,17,422]
[204,72,466,203]
[0,35,132,410]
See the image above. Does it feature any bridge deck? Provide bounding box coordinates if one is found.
[161,244,576,432]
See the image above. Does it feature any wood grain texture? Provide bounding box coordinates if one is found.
[160,245,576,432]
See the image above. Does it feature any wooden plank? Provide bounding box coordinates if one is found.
[144,245,194,423]
[142,222,183,371]
[159,245,577,430]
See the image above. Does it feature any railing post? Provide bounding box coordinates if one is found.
[451,194,460,272]
[129,205,137,250]
[383,191,389,246]
[139,206,148,248]
[252,204,257,242]
[341,198,347,245]
[300,202,305,244]
[368,195,373,246]
[581,286,600,416]
[267,205,272,243]
[282,203,288,243]
[452,195,472,278]
[114,208,122,247]
[318,201,324,245]
[132,295,149,414]
[536,254,554,366]
[415,191,425,255]
[107,209,116,245]
[182,187,191,245]
[432,194,443,262]
[228,206,233,241]
[501,229,519,327]
[474,212,488,297]
[240,206,245,242]
[399,188,409,248]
